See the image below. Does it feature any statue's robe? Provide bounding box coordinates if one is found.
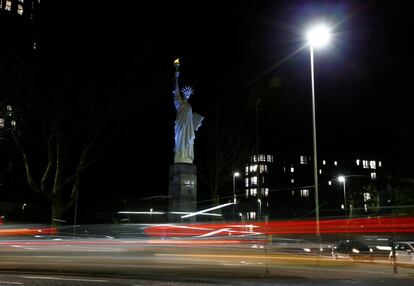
[174,91,203,164]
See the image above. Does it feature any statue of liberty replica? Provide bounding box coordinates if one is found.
[168,59,203,222]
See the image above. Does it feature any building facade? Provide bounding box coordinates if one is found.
[238,153,389,221]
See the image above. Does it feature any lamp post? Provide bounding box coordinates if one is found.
[149,208,153,223]
[257,198,261,221]
[337,176,347,219]
[306,24,331,236]
[232,171,240,221]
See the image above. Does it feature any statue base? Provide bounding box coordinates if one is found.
[168,163,197,223]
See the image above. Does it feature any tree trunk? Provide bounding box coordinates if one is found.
[51,196,63,227]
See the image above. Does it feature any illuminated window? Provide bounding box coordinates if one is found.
[245,166,249,175]
[300,155,307,165]
[249,165,257,172]
[379,161,382,167]
[291,178,294,184]
[328,181,332,186]
[5,1,12,11]
[300,189,309,197]
[356,159,360,166]
[319,169,322,174]
[6,105,12,111]
[259,154,265,162]
[283,166,286,172]
[292,190,295,195]
[251,176,257,185]
[370,172,376,180]
[370,160,376,169]
[11,120,16,126]
[363,160,369,169]
[364,192,371,202]
[17,4,24,15]
[246,189,249,197]
[259,165,267,173]
[267,155,273,162]
[334,161,338,166]
[249,212,256,220]
[0,118,4,128]
[322,160,326,165]
[253,155,257,162]
[264,188,269,197]
[250,188,257,196]
[245,178,249,187]
[290,167,294,173]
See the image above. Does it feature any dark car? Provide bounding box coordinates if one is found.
[332,240,373,261]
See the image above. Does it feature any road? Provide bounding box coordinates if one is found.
[0,237,413,284]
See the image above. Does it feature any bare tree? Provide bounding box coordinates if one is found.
[199,94,254,207]
[8,74,106,227]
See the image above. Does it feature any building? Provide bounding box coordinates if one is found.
[237,153,389,221]
[238,154,275,222]
[0,0,38,18]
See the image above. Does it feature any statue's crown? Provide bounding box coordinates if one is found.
[181,86,194,98]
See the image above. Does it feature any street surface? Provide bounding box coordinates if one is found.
[0,236,413,285]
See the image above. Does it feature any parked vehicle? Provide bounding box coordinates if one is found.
[331,240,373,261]
[389,241,414,264]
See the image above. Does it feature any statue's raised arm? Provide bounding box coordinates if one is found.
[172,59,203,164]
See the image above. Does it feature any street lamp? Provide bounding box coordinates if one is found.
[257,198,261,221]
[337,176,347,219]
[232,171,240,221]
[149,208,153,223]
[306,23,331,236]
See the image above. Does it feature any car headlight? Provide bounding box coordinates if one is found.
[369,248,373,253]
[352,248,360,254]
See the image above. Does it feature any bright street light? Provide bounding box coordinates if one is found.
[257,198,261,221]
[306,22,332,237]
[337,175,347,219]
[232,171,240,221]
[306,24,331,47]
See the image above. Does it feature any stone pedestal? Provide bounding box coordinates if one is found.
[168,163,197,223]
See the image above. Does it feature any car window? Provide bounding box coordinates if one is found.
[350,241,369,250]
[397,244,408,251]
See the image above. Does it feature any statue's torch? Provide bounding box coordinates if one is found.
[173,58,180,92]
[174,58,180,78]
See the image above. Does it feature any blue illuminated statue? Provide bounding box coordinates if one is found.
[173,59,203,164]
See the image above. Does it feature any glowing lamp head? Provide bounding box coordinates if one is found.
[306,24,331,47]
[338,176,345,183]
[234,172,240,177]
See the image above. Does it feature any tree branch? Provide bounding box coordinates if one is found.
[40,132,55,192]
[12,129,51,200]
[62,127,103,192]
[52,132,63,194]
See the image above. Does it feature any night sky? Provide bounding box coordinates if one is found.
[39,1,413,215]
